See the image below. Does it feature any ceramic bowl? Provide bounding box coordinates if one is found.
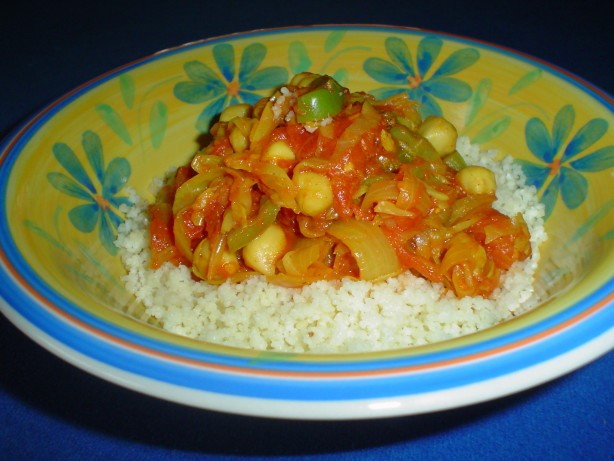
[0,25,612,419]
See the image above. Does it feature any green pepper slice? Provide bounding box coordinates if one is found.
[296,76,346,123]
[226,198,281,252]
[442,150,467,171]
[389,125,440,163]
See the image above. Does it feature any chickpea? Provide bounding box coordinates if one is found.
[263,140,296,162]
[456,166,497,195]
[293,171,334,216]
[418,116,458,156]
[242,224,287,275]
[229,126,249,153]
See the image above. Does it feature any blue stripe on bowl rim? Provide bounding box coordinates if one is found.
[153,24,614,107]
[0,258,611,401]
[0,25,612,403]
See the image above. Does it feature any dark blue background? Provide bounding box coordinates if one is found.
[1,1,612,459]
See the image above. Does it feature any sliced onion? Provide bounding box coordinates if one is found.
[446,194,494,226]
[440,232,485,274]
[360,179,398,211]
[226,158,297,211]
[396,175,430,213]
[172,168,225,214]
[331,113,379,161]
[374,200,415,217]
[250,99,276,145]
[326,220,401,281]
[281,237,333,276]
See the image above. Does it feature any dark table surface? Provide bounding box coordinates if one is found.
[1,1,612,460]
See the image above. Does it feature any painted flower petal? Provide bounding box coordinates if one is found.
[364,58,409,85]
[52,142,96,193]
[238,90,264,105]
[47,172,94,201]
[570,145,614,172]
[562,118,608,161]
[465,78,492,126]
[540,175,560,219]
[516,160,551,190]
[213,43,235,82]
[551,104,574,153]
[82,130,105,183]
[384,37,415,77]
[407,87,422,102]
[149,100,168,149]
[288,41,312,74]
[68,203,99,233]
[509,69,542,95]
[119,74,135,109]
[99,212,118,255]
[106,208,124,230]
[423,77,472,102]
[102,157,131,196]
[471,115,511,145]
[241,67,289,91]
[174,81,223,104]
[416,91,443,118]
[324,30,346,53]
[195,96,229,133]
[95,104,132,146]
[109,194,132,209]
[331,69,349,86]
[184,60,221,84]
[560,166,588,209]
[416,36,442,77]
[431,48,480,79]
[238,43,266,81]
[525,117,554,163]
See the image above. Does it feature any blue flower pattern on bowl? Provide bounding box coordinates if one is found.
[363,36,479,117]
[40,33,613,265]
[47,130,132,255]
[516,104,614,219]
[3,28,612,419]
[174,42,289,132]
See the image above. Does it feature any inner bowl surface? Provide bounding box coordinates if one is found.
[0,25,612,419]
